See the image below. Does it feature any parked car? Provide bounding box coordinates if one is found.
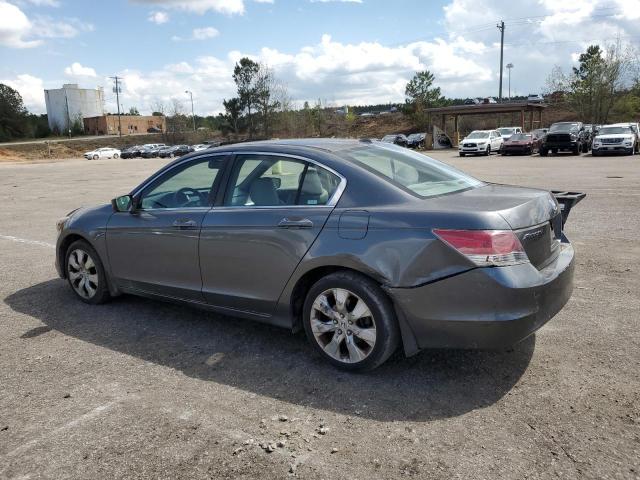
[482,97,498,104]
[140,144,167,158]
[381,134,409,147]
[192,144,208,152]
[531,129,548,151]
[463,98,481,105]
[501,133,536,155]
[147,127,162,133]
[83,147,121,160]
[608,122,640,151]
[406,132,426,149]
[157,146,179,158]
[592,125,637,156]
[527,94,545,103]
[55,139,584,371]
[458,130,504,156]
[497,126,523,142]
[173,145,195,157]
[120,145,143,159]
[539,122,589,156]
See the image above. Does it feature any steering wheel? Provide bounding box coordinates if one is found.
[173,187,205,207]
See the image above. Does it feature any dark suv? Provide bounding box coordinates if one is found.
[540,122,589,155]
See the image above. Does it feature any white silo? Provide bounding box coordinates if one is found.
[44,84,105,134]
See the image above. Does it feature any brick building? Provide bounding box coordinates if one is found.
[83,115,166,135]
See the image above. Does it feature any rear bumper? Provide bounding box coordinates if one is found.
[386,242,574,350]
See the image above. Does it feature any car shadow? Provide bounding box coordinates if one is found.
[5,279,535,422]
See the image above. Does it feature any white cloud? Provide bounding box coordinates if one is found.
[64,62,97,77]
[309,0,362,3]
[131,0,245,15]
[1,74,46,112]
[192,26,219,39]
[23,0,60,6]
[0,1,41,48]
[148,11,169,24]
[173,26,220,41]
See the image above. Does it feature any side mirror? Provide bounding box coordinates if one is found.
[112,195,133,212]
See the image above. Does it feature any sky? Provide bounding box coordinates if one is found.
[1,0,640,116]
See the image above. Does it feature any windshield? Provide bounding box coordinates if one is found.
[408,133,423,140]
[550,123,580,133]
[338,143,483,198]
[599,126,632,135]
[466,131,489,139]
[498,128,516,135]
[509,134,531,141]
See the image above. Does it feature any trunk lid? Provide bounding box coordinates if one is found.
[426,184,564,269]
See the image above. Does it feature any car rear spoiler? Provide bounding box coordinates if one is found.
[552,191,586,226]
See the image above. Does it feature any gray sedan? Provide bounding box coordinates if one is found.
[55,139,584,370]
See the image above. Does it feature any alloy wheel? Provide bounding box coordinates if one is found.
[67,248,99,299]
[310,288,377,364]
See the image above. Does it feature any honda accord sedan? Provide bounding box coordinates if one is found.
[55,139,584,370]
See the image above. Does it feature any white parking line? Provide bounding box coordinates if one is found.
[0,235,55,249]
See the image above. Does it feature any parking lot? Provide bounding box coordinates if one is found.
[1,150,638,479]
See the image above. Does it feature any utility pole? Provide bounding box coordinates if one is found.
[506,63,514,101]
[185,90,196,131]
[110,76,123,137]
[497,20,505,103]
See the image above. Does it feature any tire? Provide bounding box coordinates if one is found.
[551,149,558,154]
[572,146,580,155]
[93,155,99,160]
[627,148,634,156]
[539,148,548,157]
[459,153,465,157]
[65,240,110,305]
[302,271,400,371]
[592,150,599,157]
[113,153,119,159]
[484,145,491,156]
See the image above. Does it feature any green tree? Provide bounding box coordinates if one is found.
[128,106,140,116]
[404,70,444,130]
[405,70,443,108]
[233,57,260,137]
[0,83,29,141]
[222,97,243,134]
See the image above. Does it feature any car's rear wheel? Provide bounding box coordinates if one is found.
[65,240,110,304]
[113,153,119,158]
[303,271,399,371]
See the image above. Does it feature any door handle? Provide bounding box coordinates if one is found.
[173,219,198,229]
[278,217,313,229]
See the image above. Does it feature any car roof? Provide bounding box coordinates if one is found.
[212,138,369,154]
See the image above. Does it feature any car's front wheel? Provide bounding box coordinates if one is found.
[303,271,399,371]
[65,240,110,304]
[92,154,99,160]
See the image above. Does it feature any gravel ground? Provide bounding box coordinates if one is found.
[0,150,638,479]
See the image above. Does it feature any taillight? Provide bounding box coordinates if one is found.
[433,229,529,267]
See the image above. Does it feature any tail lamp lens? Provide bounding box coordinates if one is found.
[433,229,529,267]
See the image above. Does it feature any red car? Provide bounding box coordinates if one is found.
[501,133,536,155]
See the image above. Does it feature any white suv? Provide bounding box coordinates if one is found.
[592,124,637,156]
[459,130,504,156]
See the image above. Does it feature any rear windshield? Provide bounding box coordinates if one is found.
[337,143,483,198]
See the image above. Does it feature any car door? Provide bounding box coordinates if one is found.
[492,131,502,150]
[106,154,228,301]
[199,153,344,316]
